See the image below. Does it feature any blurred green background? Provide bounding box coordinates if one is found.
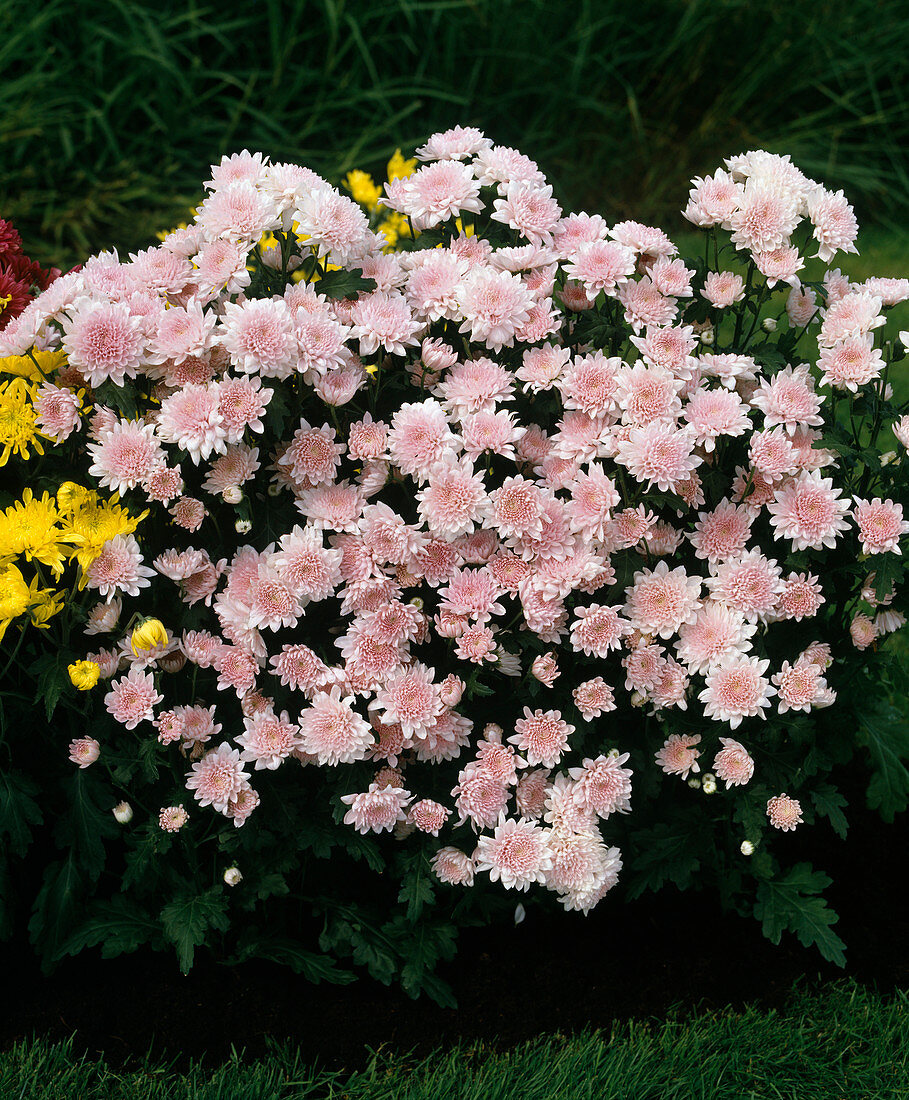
[1,0,907,271]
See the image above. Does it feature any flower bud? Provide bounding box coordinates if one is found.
[112,801,133,824]
[701,773,717,795]
[130,618,168,655]
[223,866,243,886]
[267,482,282,497]
[235,518,252,534]
[687,776,701,789]
[67,659,100,691]
[222,485,243,505]
[740,840,755,856]
[761,316,778,332]
[698,327,715,346]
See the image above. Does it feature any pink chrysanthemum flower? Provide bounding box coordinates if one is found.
[748,427,800,481]
[531,651,560,687]
[451,763,510,827]
[408,799,449,836]
[753,245,803,286]
[61,299,145,387]
[193,239,251,297]
[456,265,534,351]
[491,182,561,247]
[776,573,825,621]
[818,291,884,346]
[271,525,342,602]
[280,418,344,488]
[235,707,300,770]
[87,419,163,494]
[219,298,298,377]
[455,624,497,663]
[615,421,701,492]
[214,645,260,698]
[707,550,782,622]
[185,744,250,813]
[624,561,702,639]
[766,793,802,832]
[156,384,228,464]
[405,250,468,323]
[347,413,388,461]
[349,291,423,357]
[298,686,373,765]
[431,846,475,886]
[86,534,155,599]
[104,668,162,729]
[807,187,858,262]
[615,277,679,332]
[615,362,681,426]
[198,180,277,243]
[569,753,633,818]
[713,737,754,788]
[68,737,100,768]
[269,643,332,693]
[516,343,571,393]
[169,497,206,532]
[439,568,506,624]
[852,498,909,556]
[572,677,616,721]
[683,386,751,452]
[701,270,745,308]
[33,382,82,442]
[773,660,830,714]
[683,169,741,226]
[728,179,799,253]
[817,335,884,392]
[341,782,411,834]
[400,160,483,229]
[461,408,525,461]
[850,612,878,650]
[475,816,552,891]
[751,365,823,435]
[675,601,756,674]
[699,656,776,729]
[202,444,260,498]
[417,124,491,161]
[387,399,456,479]
[569,603,630,657]
[158,805,189,832]
[294,184,370,264]
[510,707,574,768]
[416,456,490,538]
[655,733,701,779]
[438,356,514,415]
[473,144,545,188]
[767,470,851,551]
[372,663,442,739]
[514,769,552,820]
[689,501,753,562]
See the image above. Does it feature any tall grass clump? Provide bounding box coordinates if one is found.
[1,0,907,266]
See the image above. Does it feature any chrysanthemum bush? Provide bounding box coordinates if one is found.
[1,128,908,998]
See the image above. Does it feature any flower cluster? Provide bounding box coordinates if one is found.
[3,131,907,923]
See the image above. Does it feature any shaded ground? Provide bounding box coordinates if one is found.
[2,791,907,1074]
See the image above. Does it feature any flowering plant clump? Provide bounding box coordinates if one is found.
[1,132,908,996]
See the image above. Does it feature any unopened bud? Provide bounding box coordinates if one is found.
[761,316,778,332]
[699,327,715,346]
[235,518,252,534]
[687,777,701,789]
[702,773,717,795]
[222,485,243,505]
[223,866,243,886]
[112,801,133,824]
[740,840,755,856]
[267,482,282,497]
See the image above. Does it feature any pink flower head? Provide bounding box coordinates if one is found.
[456,265,534,351]
[86,535,155,600]
[655,733,701,779]
[87,419,162,495]
[751,365,823,435]
[475,816,553,891]
[624,561,702,639]
[569,753,633,817]
[699,656,776,729]
[298,686,373,765]
[807,187,858,262]
[777,573,825,621]
[713,737,754,788]
[431,846,475,886]
[409,799,449,835]
[33,382,82,442]
[341,782,411,834]
[491,182,562,247]
[510,707,574,768]
[767,470,850,551]
[852,498,909,556]
[185,744,250,813]
[675,601,756,674]
[68,737,100,768]
[104,668,162,729]
[400,160,482,229]
[766,793,803,831]
[236,707,300,770]
[61,299,145,387]
[615,421,701,492]
[573,677,616,721]
[772,660,831,714]
[158,805,189,832]
[294,184,370,264]
[531,651,560,687]
[702,271,745,308]
[683,387,751,452]
[570,603,630,657]
[818,335,884,392]
[689,501,753,562]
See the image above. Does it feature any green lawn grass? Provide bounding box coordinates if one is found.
[2,981,907,1099]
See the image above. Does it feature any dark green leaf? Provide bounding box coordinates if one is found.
[55,770,118,881]
[29,856,85,965]
[626,817,702,899]
[0,770,43,856]
[315,267,377,300]
[56,895,161,960]
[754,862,846,967]
[811,784,848,839]
[234,935,355,985]
[858,704,909,822]
[160,887,229,973]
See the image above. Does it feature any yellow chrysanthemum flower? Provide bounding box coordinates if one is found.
[0,377,44,466]
[63,492,147,576]
[387,149,416,181]
[0,350,68,382]
[67,659,101,690]
[377,213,413,250]
[130,617,168,654]
[0,563,31,643]
[30,587,65,628]
[0,489,76,578]
[56,481,93,514]
[344,170,382,210]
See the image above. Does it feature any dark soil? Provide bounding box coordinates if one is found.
[3,794,907,1074]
